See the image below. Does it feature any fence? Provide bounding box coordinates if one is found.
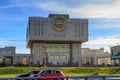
[1,76,120,80]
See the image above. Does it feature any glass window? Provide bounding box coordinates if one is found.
[62,56,66,60]
[107,58,111,64]
[16,57,20,63]
[49,56,53,60]
[37,53,40,57]
[84,57,89,64]
[76,55,78,61]
[56,56,60,60]
[29,57,32,62]
[91,57,94,65]
[7,50,11,54]
[98,58,103,65]
[22,57,26,65]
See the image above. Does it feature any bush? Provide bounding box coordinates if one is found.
[0,62,7,67]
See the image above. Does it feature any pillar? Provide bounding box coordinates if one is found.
[71,44,82,66]
[77,44,82,66]
[70,44,73,66]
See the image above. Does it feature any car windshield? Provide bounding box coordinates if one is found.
[38,70,62,74]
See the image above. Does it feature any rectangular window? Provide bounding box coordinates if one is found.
[35,22,37,36]
[37,53,40,57]
[84,57,89,64]
[49,56,54,60]
[91,57,94,65]
[16,57,20,63]
[22,57,26,65]
[98,58,103,65]
[62,56,66,60]
[75,23,81,37]
[76,55,78,61]
[29,57,32,62]
[56,56,60,60]
[107,58,111,64]
[81,24,83,38]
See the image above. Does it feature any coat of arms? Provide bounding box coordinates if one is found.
[52,15,67,31]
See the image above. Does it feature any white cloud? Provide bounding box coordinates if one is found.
[2,0,120,18]
[35,0,120,18]
[82,36,120,52]
[0,4,25,9]
[0,0,30,9]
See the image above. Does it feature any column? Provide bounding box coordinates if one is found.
[77,44,82,66]
[72,44,82,66]
[42,43,47,66]
[93,56,97,65]
[32,44,37,65]
[39,44,43,65]
[26,56,29,65]
[89,57,91,64]
[71,44,77,64]
[70,44,73,66]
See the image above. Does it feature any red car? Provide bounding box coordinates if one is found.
[29,70,64,80]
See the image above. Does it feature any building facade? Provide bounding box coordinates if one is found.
[0,47,15,65]
[26,14,88,66]
[110,45,120,65]
[81,48,112,66]
[0,46,114,67]
[13,54,32,66]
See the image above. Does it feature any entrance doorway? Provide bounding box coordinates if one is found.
[48,53,68,66]
[42,44,70,66]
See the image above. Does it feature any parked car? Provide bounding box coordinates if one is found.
[29,70,64,80]
[16,70,40,80]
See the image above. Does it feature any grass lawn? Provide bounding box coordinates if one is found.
[0,74,16,78]
[0,67,120,78]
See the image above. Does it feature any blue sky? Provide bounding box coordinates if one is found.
[0,0,120,53]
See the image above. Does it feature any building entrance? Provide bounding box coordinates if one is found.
[43,44,70,66]
[48,53,69,66]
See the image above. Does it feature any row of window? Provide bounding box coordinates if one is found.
[84,57,111,65]
[34,22,44,36]
[36,45,70,53]
[75,23,87,38]
[29,22,87,38]
[49,55,67,60]
[16,57,32,65]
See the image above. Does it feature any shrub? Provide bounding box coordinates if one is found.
[0,62,7,67]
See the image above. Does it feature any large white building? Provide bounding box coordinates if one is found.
[0,14,115,67]
[26,14,88,66]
